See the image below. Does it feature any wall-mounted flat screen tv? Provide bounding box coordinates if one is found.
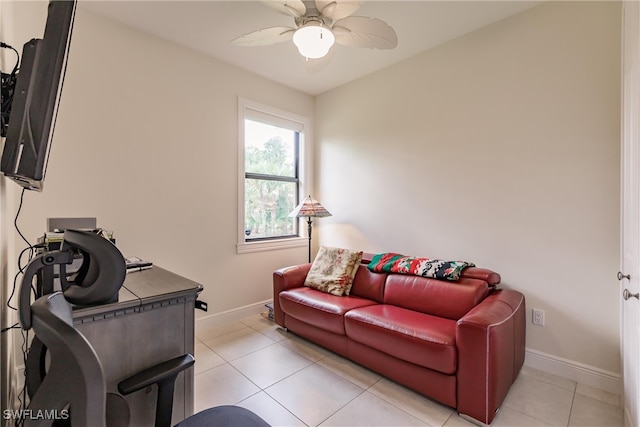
[1,0,76,191]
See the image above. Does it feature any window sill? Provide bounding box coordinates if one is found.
[236,237,307,254]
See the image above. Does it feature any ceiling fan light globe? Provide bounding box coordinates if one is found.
[293,25,335,59]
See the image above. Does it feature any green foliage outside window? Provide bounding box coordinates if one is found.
[244,120,299,240]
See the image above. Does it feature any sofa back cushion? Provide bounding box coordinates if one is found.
[349,265,387,303]
[383,275,490,320]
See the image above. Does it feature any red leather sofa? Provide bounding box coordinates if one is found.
[273,255,525,425]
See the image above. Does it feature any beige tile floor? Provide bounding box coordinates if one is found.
[193,315,624,427]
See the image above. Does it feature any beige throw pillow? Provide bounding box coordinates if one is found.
[304,246,363,296]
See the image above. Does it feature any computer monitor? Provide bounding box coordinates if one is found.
[0,0,77,191]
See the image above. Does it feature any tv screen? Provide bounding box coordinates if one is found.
[0,0,76,191]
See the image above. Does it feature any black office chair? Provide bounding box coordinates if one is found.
[24,292,270,427]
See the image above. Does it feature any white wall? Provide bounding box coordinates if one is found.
[5,2,314,319]
[1,1,48,417]
[316,1,622,375]
[0,0,15,418]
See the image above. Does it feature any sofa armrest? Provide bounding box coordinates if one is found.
[273,264,311,327]
[456,289,526,424]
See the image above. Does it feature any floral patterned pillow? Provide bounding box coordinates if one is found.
[304,246,363,296]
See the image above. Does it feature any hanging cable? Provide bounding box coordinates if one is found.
[1,41,20,137]
[0,188,38,426]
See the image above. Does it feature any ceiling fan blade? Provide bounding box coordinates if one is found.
[332,16,398,49]
[261,0,306,18]
[231,26,296,46]
[315,0,362,20]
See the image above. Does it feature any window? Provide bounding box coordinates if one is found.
[237,99,310,253]
[244,120,299,240]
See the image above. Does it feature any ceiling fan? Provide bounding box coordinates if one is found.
[231,0,398,59]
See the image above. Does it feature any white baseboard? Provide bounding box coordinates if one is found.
[195,299,271,333]
[525,347,622,395]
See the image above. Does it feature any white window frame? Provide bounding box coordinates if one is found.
[236,98,312,254]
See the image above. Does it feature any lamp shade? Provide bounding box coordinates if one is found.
[292,23,335,59]
[289,195,332,218]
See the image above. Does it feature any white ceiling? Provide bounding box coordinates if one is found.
[80,1,541,95]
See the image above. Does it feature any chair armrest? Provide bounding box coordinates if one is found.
[118,354,195,395]
[273,264,311,327]
[455,289,526,425]
[118,354,195,427]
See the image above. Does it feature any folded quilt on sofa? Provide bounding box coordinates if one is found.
[367,253,475,281]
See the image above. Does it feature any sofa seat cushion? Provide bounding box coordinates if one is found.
[345,305,457,374]
[279,288,378,335]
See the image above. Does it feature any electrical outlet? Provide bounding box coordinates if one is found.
[532,308,545,326]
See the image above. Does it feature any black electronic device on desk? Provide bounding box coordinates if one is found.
[125,256,153,273]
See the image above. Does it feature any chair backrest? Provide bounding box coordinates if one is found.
[19,230,126,330]
[26,292,107,427]
[60,229,126,305]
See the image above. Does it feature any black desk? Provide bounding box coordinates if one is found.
[72,266,202,426]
